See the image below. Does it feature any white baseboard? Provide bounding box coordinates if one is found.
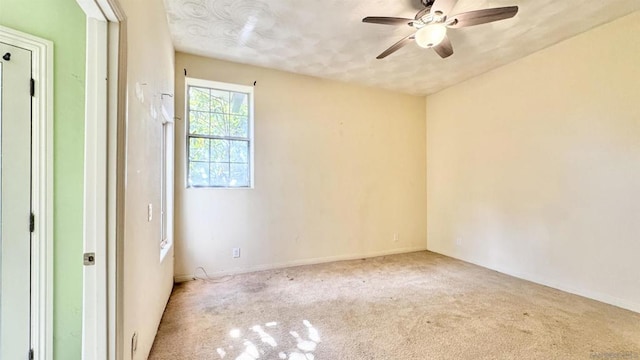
[174,246,428,283]
[427,247,640,314]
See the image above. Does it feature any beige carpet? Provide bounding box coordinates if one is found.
[149,251,640,360]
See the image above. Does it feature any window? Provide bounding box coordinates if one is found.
[186,79,254,188]
[160,109,174,258]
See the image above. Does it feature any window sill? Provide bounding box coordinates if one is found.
[160,240,172,262]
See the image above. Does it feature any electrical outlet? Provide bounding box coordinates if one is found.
[456,237,462,246]
[232,248,241,258]
[147,203,153,222]
[393,233,399,242]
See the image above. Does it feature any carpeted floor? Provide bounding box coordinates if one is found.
[149,251,640,360]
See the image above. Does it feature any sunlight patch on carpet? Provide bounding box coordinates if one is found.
[215,320,322,359]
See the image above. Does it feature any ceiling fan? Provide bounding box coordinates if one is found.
[363,0,519,59]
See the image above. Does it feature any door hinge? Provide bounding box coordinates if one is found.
[29,348,34,360]
[30,78,35,97]
[30,213,35,233]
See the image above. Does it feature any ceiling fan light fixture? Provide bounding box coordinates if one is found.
[415,24,447,48]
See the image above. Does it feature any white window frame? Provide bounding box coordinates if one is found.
[160,98,174,260]
[184,77,254,189]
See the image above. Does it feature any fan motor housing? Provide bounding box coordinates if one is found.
[421,0,436,7]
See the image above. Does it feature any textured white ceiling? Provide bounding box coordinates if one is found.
[164,0,640,95]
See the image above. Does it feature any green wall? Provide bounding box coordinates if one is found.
[0,0,86,358]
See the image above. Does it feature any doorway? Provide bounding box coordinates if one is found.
[0,25,54,360]
[0,39,33,360]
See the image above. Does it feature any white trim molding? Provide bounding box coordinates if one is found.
[81,15,109,360]
[174,247,428,283]
[0,25,55,360]
[428,247,640,314]
[76,0,127,359]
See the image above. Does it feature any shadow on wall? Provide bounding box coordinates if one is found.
[218,320,321,360]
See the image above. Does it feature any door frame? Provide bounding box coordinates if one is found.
[0,26,54,360]
[76,0,126,359]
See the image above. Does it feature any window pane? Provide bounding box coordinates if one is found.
[210,139,230,162]
[230,163,249,187]
[186,82,252,188]
[189,87,210,111]
[230,140,248,163]
[210,89,230,113]
[189,162,210,187]
[189,138,210,162]
[211,113,228,137]
[189,111,210,135]
[229,115,248,138]
[210,163,230,187]
[230,92,248,116]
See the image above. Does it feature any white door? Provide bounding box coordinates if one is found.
[0,42,33,360]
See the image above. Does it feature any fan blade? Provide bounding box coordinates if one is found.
[362,17,414,26]
[431,0,458,16]
[377,34,415,59]
[448,6,518,28]
[433,35,453,58]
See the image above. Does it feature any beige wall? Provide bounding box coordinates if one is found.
[119,0,175,358]
[426,12,640,312]
[174,53,427,279]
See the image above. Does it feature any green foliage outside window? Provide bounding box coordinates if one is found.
[187,85,251,187]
